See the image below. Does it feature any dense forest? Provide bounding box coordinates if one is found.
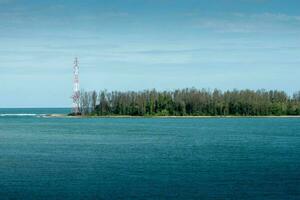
[74,88,300,116]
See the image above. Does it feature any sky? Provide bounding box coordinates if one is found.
[1,0,300,107]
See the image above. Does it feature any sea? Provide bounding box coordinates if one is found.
[0,108,300,200]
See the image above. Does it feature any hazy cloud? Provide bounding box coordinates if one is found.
[191,12,300,33]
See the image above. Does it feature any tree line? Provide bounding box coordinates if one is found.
[74,88,300,116]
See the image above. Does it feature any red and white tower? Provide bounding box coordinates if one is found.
[72,57,80,114]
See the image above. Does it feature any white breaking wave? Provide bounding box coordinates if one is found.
[0,114,47,117]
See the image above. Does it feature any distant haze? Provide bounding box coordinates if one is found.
[1,0,300,107]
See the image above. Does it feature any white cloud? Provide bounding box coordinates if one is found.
[253,13,300,21]
[194,19,257,33]
[191,12,300,33]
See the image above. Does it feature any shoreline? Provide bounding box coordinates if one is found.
[46,114,300,119]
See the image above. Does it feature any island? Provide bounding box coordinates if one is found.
[68,88,300,117]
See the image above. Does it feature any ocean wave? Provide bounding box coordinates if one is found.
[0,114,47,117]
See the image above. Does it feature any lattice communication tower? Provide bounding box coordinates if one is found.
[72,57,80,114]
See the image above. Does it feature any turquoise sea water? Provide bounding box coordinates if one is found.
[0,108,300,199]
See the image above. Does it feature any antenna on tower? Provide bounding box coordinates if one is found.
[72,57,80,114]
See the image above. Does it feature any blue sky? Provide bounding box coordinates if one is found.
[1,0,300,107]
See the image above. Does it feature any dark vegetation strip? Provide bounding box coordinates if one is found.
[72,88,300,116]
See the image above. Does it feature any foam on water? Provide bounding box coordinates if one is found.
[0,108,69,118]
[0,113,47,117]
